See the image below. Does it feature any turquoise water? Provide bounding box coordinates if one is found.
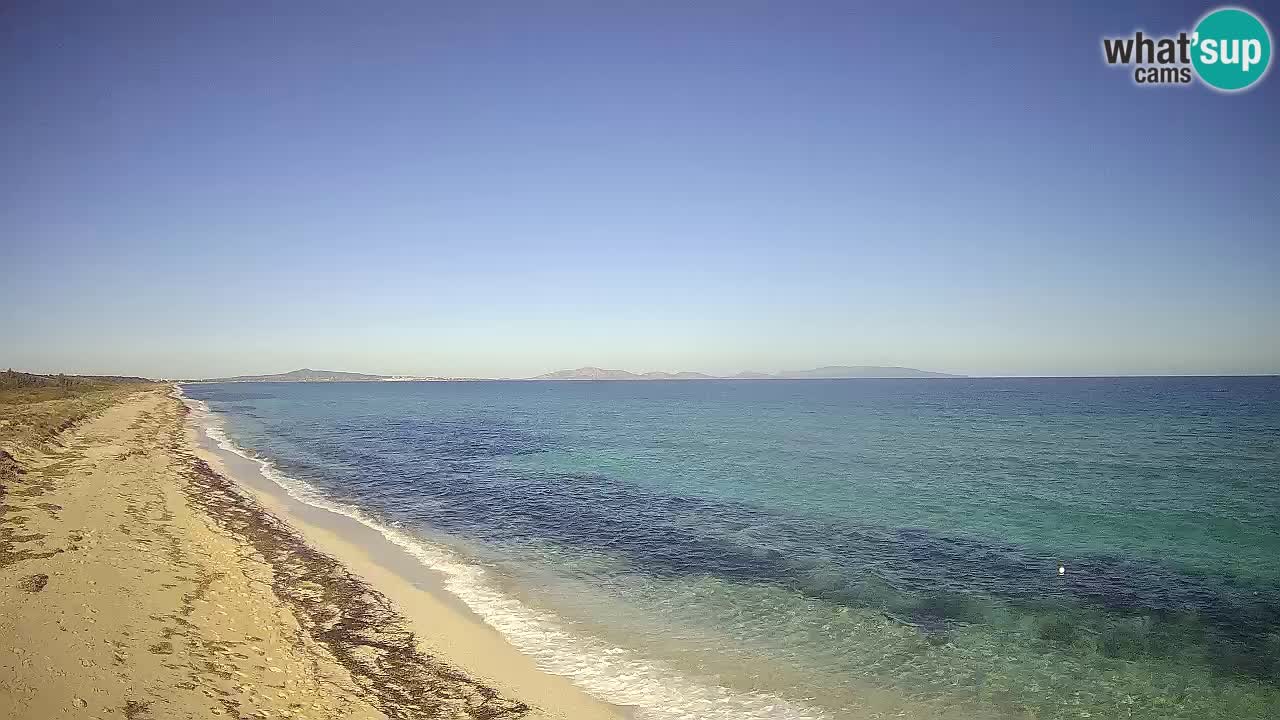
[182,377,1280,719]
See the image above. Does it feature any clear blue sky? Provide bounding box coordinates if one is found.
[2,1,1277,378]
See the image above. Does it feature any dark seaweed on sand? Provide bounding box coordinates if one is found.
[174,429,530,719]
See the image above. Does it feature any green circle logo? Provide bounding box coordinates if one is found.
[1192,7,1272,91]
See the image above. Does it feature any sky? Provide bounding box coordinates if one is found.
[2,1,1277,379]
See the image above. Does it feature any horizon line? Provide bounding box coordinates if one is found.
[8,367,1280,382]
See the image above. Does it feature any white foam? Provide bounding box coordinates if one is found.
[176,387,827,720]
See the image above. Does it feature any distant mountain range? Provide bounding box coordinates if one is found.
[529,365,962,380]
[189,368,431,383]
[188,365,962,383]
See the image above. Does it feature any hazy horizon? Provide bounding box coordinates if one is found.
[4,2,1277,379]
[7,362,1279,382]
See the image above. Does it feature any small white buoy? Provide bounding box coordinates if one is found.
[1058,564,1066,576]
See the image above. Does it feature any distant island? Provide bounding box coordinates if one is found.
[188,368,440,383]
[530,365,963,380]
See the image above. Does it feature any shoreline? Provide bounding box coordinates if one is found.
[180,389,631,720]
[2,387,392,718]
[0,385,626,719]
[181,390,861,720]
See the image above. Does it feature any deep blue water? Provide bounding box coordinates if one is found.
[182,377,1280,719]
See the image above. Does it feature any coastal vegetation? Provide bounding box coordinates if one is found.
[0,370,154,461]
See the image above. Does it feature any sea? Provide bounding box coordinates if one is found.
[179,377,1280,719]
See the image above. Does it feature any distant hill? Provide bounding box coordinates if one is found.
[532,367,645,381]
[640,371,718,380]
[192,368,413,383]
[530,365,962,380]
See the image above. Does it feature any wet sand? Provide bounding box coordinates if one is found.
[0,387,625,719]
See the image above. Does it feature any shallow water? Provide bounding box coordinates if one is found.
[182,377,1280,719]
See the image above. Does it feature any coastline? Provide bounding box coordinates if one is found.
[175,378,1280,720]
[0,385,625,719]
[181,389,631,720]
[179,387,845,720]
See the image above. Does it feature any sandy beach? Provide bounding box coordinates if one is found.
[1,385,625,720]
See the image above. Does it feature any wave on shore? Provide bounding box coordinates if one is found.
[178,388,824,720]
